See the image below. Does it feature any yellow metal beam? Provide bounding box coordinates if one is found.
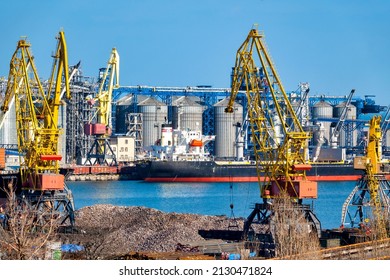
[0,31,70,190]
[226,27,315,200]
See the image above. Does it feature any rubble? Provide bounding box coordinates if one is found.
[60,204,244,259]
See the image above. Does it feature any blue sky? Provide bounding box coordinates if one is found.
[1,0,389,103]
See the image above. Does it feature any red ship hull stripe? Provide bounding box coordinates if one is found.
[144,174,376,183]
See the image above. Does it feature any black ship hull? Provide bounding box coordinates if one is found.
[136,160,370,182]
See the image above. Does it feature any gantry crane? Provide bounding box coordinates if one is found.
[0,31,75,226]
[225,27,321,241]
[85,48,119,165]
[341,115,390,239]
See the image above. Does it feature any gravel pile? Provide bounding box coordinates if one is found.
[60,204,244,258]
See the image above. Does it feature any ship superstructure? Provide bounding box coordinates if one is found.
[145,124,215,162]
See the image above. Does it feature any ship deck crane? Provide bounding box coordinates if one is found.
[225,27,321,245]
[0,31,75,226]
[85,48,119,165]
[341,115,390,239]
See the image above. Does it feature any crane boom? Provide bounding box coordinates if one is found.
[45,31,70,130]
[330,89,355,148]
[87,48,119,132]
[226,28,316,200]
[223,28,322,247]
[0,31,75,225]
[8,32,70,187]
[85,48,120,165]
[96,48,119,128]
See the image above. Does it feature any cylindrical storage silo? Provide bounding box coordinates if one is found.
[115,94,136,134]
[172,96,204,132]
[333,102,357,147]
[137,97,168,148]
[213,98,243,158]
[311,101,333,146]
[0,101,18,146]
[385,130,390,150]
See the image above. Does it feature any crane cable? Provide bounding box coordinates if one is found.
[228,178,239,229]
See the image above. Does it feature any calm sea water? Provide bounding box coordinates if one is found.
[67,180,356,230]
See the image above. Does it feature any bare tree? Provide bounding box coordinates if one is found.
[0,181,60,260]
[364,208,390,259]
[270,192,322,259]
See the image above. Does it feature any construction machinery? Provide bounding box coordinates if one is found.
[226,27,318,200]
[84,48,119,165]
[341,115,390,239]
[0,31,75,226]
[293,82,310,128]
[223,27,321,255]
[200,27,320,257]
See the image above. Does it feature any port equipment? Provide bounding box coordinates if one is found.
[0,31,75,226]
[341,115,390,239]
[85,48,119,165]
[225,27,321,245]
[292,82,310,128]
[381,105,390,148]
[329,89,355,148]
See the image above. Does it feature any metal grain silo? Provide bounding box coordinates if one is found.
[312,101,333,145]
[334,102,357,147]
[137,97,167,148]
[115,94,136,134]
[213,98,243,158]
[172,96,204,132]
[385,130,390,150]
[0,101,17,146]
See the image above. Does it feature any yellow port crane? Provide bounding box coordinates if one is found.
[0,31,75,225]
[225,27,320,240]
[85,48,120,165]
[341,115,390,239]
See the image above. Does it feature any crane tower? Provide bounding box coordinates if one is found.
[85,48,119,165]
[1,31,75,226]
[341,115,390,239]
[225,27,321,241]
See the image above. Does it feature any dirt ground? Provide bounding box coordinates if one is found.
[59,204,244,259]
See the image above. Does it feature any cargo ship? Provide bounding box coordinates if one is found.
[136,159,365,183]
[135,125,375,183]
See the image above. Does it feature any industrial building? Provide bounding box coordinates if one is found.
[1,67,389,167]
